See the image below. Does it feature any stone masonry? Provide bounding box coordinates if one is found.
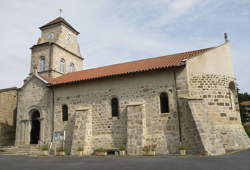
[5,17,249,156]
[0,88,18,146]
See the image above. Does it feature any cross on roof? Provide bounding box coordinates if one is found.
[59,9,63,17]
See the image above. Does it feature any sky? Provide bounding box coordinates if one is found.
[0,0,249,93]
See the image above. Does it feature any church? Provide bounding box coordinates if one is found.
[1,17,250,155]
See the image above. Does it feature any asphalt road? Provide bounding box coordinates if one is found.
[0,149,249,170]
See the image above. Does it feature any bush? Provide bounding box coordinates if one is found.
[40,145,49,151]
[77,147,84,152]
[178,144,187,150]
[95,148,107,152]
[57,147,65,152]
[143,145,157,152]
[119,145,126,151]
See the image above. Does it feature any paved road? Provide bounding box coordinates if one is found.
[0,149,250,170]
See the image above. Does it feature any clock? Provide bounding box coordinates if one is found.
[48,32,55,40]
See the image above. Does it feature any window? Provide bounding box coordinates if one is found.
[111,98,119,117]
[229,81,236,110]
[160,92,169,113]
[69,63,75,72]
[60,58,65,73]
[39,56,45,72]
[62,105,68,121]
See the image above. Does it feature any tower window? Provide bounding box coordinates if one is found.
[160,92,169,113]
[39,56,45,72]
[60,58,65,73]
[111,97,119,117]
[62,105,68,121]
[69,63,75,72]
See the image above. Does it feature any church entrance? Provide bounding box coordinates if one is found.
[30,110,40,144]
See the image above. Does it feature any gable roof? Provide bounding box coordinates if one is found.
[44,46,214,86]
[241,101,250,106]
[40,17,79,34]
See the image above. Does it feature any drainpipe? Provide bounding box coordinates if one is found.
[173,70,182,143]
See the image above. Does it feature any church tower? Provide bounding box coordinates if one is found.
[30,17,83,78]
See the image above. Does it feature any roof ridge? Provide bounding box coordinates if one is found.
[47,46,214,85]
[58,46,215,77]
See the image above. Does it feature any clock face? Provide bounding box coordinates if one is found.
[48,32,55,40]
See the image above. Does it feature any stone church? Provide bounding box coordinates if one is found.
[1,17,250,156]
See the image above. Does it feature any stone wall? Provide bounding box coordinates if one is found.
[51,44,83,74]
[53,70,181,155]
[126,104,146,155]
[0,88,18,146]
[15,75,52,146]
[187,73,250,154]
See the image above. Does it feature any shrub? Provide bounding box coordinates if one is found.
[77,147,84,152]
[56,147,65,152]
[143,145,157,152]
[178,144,187,150]
[40,145,49,151]
[119,145,126,151]
[95,148,107,152]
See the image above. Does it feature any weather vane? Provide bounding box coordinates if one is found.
[59,8,63,17]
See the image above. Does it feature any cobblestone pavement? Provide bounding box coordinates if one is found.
[0,149,249,170]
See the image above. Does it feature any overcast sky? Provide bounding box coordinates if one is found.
[0,0,249,93]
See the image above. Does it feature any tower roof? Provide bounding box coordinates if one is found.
[39,17,79,34]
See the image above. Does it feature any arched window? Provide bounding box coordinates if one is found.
[62,105,68,121]
[69,63,75,72]
[60,58,65,73]
[39,56,45,72]
[229,81,236,110]
[160,92,169,113]
[111,98,119,117]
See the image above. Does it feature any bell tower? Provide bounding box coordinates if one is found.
[30,17,83,78]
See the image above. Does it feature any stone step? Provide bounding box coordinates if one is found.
[0,145,41,156]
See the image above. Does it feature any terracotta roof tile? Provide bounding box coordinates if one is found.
[40,17,79,34]
[47,47,213,86]
[240,101,250,106]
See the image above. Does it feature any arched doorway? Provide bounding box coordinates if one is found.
[30,110,40,144]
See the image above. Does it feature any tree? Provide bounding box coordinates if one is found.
[238,92,250,123]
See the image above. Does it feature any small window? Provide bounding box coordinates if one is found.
[62,105,68,121]
[39,56,45,72]
[160,92,169,113]
[60,58,65,73]
[111,98,119,117]
[229,81,236,110]
[69,63,75,72]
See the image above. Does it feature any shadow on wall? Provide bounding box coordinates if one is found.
[0,121,16,146]
[179,99,206,155]
[0,108,17,146]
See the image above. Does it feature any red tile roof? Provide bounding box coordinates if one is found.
[241,101,250,106]
[44,47,213,86]
[40,17,79,34]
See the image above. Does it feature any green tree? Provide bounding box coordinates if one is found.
[238,91,250,123]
